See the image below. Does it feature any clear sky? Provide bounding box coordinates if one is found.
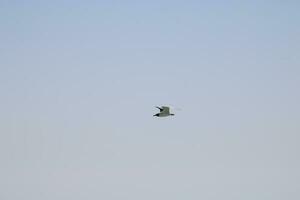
[1,1,300,199]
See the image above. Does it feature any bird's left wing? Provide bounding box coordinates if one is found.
[156,106,163,112]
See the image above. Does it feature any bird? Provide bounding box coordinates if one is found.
[153,106,175,117]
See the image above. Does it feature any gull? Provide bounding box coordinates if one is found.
[153,106,175,117]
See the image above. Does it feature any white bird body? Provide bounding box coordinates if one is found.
[153,106,175,117]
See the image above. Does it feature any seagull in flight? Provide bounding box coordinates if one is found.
[153,106,175,117]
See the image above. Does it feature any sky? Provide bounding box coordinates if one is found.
[1,1,300,199]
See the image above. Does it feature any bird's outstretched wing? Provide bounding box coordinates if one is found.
[156,106,163,112]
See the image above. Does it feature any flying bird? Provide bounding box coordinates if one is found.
[153,106,175,117]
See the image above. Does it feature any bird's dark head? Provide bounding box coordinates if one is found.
[153,114,159,117]
[170,113,175,116]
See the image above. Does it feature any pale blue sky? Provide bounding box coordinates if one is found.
[1,1,300,199]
